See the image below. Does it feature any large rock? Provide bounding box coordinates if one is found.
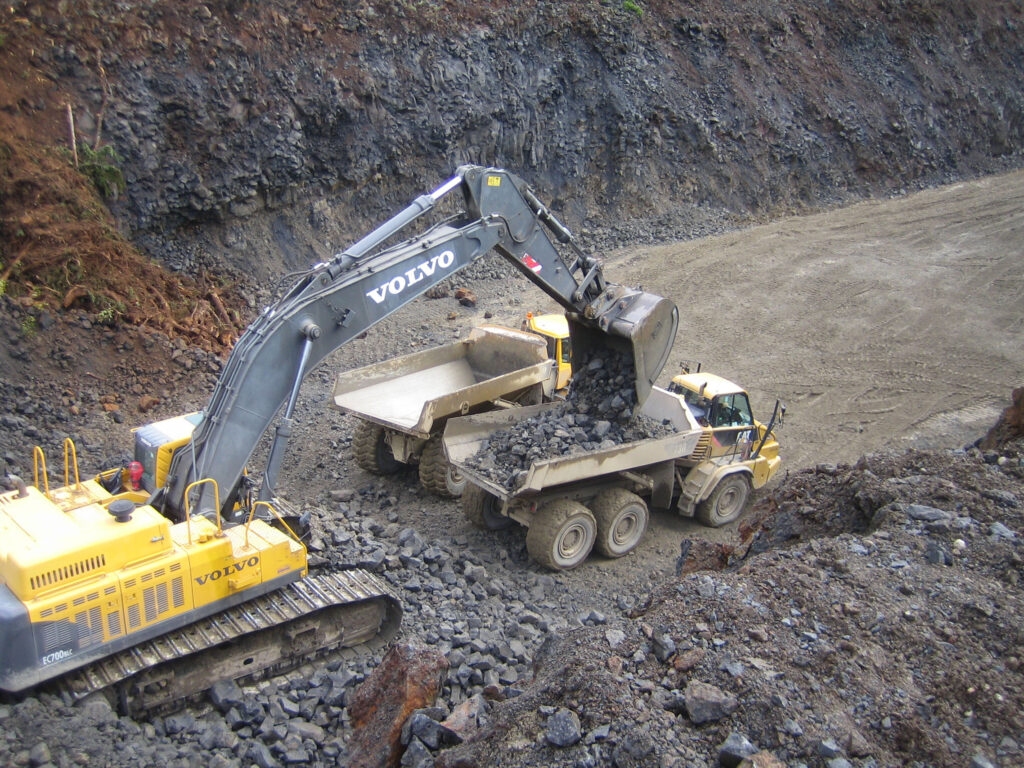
[348,644,449,768]
[544,708,582,747]
[684,680,739,724]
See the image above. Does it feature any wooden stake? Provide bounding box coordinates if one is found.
[66,103,78,167]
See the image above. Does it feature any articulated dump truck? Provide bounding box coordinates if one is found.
[444,371,784,571]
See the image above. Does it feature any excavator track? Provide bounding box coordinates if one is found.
[56,569,401,718]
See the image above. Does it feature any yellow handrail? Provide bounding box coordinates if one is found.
[62,437,82,489]
[32,446,50,497]
[182,478,223,546]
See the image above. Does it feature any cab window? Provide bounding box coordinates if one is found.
[711,394,753,428]
[668,383,712,423]
[559,337,571,365]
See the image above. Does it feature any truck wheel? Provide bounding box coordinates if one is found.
[462,484,514,530]
[352,421,402,475]
[419,437,466,498]
[591,489,648,558]
[527,500,596,571]
[696,473,751,527]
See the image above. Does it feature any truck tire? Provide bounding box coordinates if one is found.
[462,483,514,530]
[419,437,466,498]
[352,421,402,475]
[591,489,648,558]
[696,473,751,527]
[526,500,596,571]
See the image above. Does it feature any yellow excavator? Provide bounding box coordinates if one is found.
[0,166,678,712]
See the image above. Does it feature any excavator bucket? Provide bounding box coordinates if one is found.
[568,287,678,408]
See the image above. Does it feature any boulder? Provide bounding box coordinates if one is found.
[684,680,738,724]
[348,644,449,768]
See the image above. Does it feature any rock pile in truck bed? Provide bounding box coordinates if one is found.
[463,349,676,491]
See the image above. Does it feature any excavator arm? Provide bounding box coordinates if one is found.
[160,166,677,520]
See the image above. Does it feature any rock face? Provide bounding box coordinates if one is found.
[348,644,449,768]
[16,2,1024,279]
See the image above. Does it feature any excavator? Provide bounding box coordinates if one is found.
[0,165,678,713]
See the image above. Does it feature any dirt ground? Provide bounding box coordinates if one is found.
[609,170,1024,469]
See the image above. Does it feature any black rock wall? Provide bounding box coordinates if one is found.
[33,0,1024,277]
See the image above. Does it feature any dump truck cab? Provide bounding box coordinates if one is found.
[523,312,572,391]
[667,369,783,526]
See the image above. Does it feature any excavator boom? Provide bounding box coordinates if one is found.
[161,166,677,519]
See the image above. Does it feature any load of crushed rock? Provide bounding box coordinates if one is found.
[462,348,675,490]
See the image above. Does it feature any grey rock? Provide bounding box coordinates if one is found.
[209,678,246,712]
[720,660,746,677]
[906,504,953,522]
[990,522,1017,540]
[817,738,844,758]
[278,696,301,718]
[247,742,279,768]
[163,711,196,735]
[545,708,582,747]
[684,680,738,723]
[400,737,435,768]
[925,540,953,565]
[28,742,51,767]
[717,731,758,767]
[288,719,325,744]
[982,488,1019,508]
[651,626,676,662]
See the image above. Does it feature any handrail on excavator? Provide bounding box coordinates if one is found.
[183,478,223,546]
[62,437,82,489]
[244,501,307,554]
[32,446,49,497]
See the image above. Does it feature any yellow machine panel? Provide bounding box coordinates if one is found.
[0,475,308,693]
[0,486,175,603]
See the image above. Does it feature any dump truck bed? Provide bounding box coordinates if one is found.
[333,326,555,439]
[444,387,703,501]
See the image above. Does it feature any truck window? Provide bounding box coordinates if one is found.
[711,394,753,428]
[545,337,557,360]
[560,337,572,364]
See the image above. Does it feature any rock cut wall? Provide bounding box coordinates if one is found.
[23,0,1024,276]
